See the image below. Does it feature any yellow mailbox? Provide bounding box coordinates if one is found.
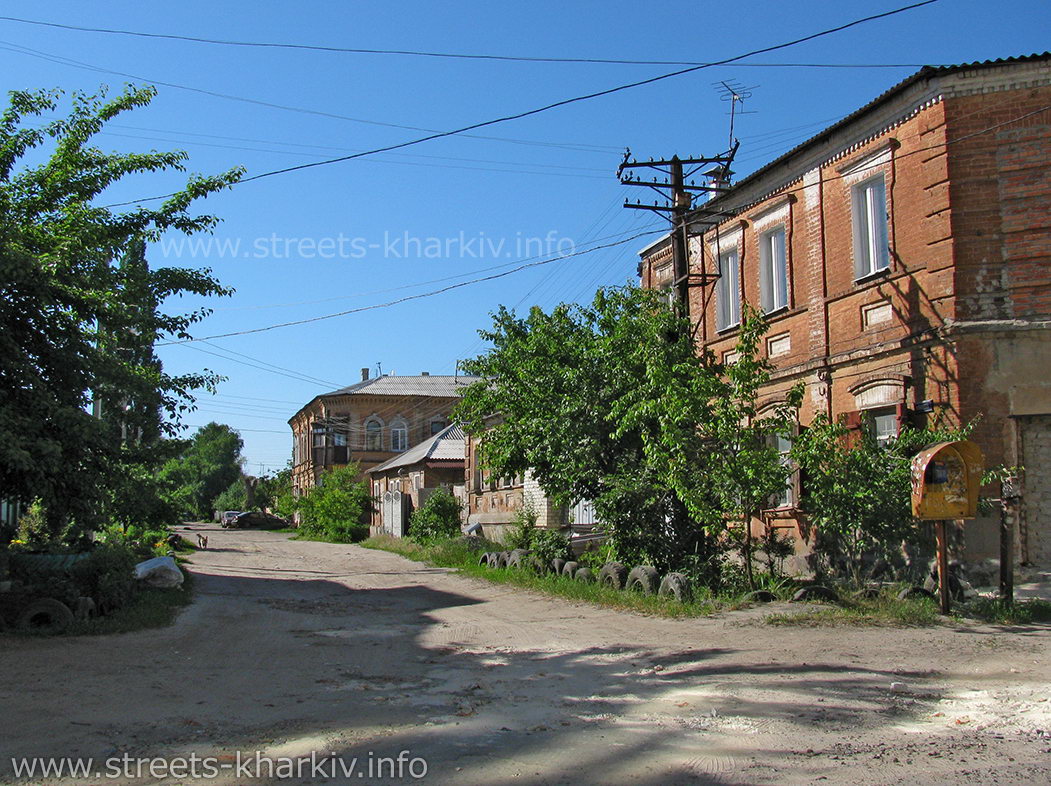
[910,440,984,520]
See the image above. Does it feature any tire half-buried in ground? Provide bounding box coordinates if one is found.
[626,566,659,594]
[598,562,628,590]
[15,598,74,635]
[657,572,692,602]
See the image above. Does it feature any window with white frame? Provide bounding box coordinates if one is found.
[866,406,898,448]
[390,419,408,452]
[759,226,788,313]
[365,419,382,451]
[716,248,740,330]
[852,175,889,279]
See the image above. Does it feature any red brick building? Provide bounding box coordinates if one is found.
[639,54,1051,569]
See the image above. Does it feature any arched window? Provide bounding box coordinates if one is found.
[390,418,408,452]
[365,418,383,451]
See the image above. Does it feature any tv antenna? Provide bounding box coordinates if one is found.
[713,80,759,150]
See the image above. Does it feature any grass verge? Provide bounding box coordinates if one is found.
[67,571,196,636]
[361,535,729,618]
[765,594,941,627]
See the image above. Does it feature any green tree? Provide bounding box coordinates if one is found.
[457,286,726,574]
[791,415,975,586]
[212,477,249,514]
[159,423,245,519]
[257,466,294,518]
[0,85,242,541]
[295,464,373,542]
[700,307,803,590]
[409,487,462,543]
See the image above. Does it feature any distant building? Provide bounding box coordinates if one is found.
[639,54,1051,569]
[368,423,467,537]
[463,415,568,541]
[288,370,479,499]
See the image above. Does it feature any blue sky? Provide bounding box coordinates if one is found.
[2,1,1048,473]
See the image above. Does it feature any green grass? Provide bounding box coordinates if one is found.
[362,536,1051,627]
[362,535,728,617]
[764,592,1051,627]
[959,597,1051,625]
[67,572,196,636]
[764,593,942,626]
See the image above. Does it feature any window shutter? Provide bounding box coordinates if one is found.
[895,402,910,432]
[841,409,863,447]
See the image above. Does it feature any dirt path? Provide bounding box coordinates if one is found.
[1,526,1049,785]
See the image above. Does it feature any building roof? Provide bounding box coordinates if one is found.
[322,374,481,399]
[289,374,482,424]
[702,52,1051,219]
[367,423,466,474]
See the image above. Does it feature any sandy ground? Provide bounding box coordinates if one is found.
[1,525,1050,786]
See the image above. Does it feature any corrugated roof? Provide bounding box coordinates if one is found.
[368,423,466,474]
[322,374,481,399]
[703,52,1051,217]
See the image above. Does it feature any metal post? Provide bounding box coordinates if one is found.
[1000,477,1018,604]
[935,519,951,615]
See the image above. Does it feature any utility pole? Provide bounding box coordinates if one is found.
[618,144,739,319]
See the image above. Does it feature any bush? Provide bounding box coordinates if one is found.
[505,504,539,550]
[409,488,463,543]
[295,464,373,543]
[530,528,572,568]
[71,543,138,612]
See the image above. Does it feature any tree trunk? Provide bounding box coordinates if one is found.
[743,513,756,590]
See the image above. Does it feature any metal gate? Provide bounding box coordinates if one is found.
[382,490,406,537]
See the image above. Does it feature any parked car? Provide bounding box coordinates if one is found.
[232,511,287,529]
[220,511,242,528]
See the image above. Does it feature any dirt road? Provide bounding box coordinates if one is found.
[1,526,1049,785]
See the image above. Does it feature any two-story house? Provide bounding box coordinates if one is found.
[288,370,479,499]
[639,54,1051,569]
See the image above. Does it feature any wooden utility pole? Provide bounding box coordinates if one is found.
[1000,476,1019,604]
[935,520,952,615]
[618,144,739,319]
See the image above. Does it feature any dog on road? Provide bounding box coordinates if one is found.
[196,533,208,549]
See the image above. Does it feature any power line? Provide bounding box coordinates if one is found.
[0,40,620,154]
[157,229,666,345]
[0,14,941,68]
[101,1,940,208]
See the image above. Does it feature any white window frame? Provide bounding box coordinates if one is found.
[390,419,408,452]
[716,248,740,331]
[364,418,383,451]
[866,406,899,448]
[852,175,889,279]
[759,226,788,313]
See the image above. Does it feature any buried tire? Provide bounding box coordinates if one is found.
[657,572,692,602]
[598,562,628,590]
[791,585,838,603]
[626,566,659,595]
[507,549,529,569]
[561,561,580,578]
[496,551,511,568]
[15,598,74,635]
[550,558,566,576]
[478,552,494,567]
[574,567,595,583]
[897,586,936,601]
